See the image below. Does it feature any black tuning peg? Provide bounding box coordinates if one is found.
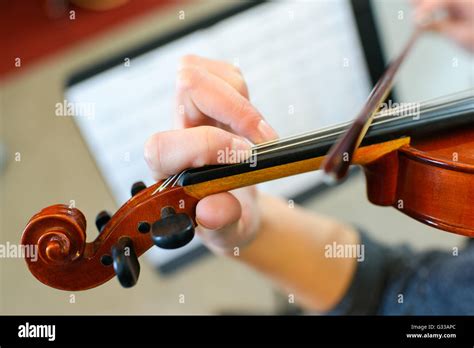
[151,207,195,249]
[131,181,146,197]
[95,210,111,233]
[111,237,140,288]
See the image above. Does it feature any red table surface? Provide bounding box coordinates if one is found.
[0,0,179,81]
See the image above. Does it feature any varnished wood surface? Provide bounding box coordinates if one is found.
[365,126,474,237]
[184,138,410,199]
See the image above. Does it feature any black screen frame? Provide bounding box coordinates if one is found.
[65,0,388,274]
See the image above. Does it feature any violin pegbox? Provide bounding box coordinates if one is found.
[127,180,197,249]
[107,181,197,288]
[20,178,200,291]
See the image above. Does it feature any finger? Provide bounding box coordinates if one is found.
[175,66,278,144]
[144,126,251,179]
[180,54,249,98]
[176,55,249,131]
[196,192,242,231]
[414,0,447,13]
[432,19,474,51]
[413,0,449,23]
[174,82,217,129]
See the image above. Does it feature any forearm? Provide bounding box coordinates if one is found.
[236,193,359,312]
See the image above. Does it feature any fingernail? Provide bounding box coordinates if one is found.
[257,120,278,142]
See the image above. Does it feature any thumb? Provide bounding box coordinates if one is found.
[195,192,245,252]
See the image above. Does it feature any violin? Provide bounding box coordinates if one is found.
[20,28,474,291]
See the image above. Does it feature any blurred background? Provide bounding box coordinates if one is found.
[0,0,472,314]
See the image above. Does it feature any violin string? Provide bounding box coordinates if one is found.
[152,174,177,195]
[153,166,193,195]
[252,90,473,156]
[254,99,473,156]
[171,170,186,188]
[153,89,472,192]
[260,89,473,150]
[251,89,473,153]
[156,175,175,193]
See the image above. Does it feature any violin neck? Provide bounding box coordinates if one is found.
[182,137,409,199]
[181,90,474,199]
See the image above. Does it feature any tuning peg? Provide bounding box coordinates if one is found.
[151,207,194,249]
[111,237,140,288]
[95,210,111,233]
[131,181,146,197]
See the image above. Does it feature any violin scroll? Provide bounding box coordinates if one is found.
[21,204,87,266]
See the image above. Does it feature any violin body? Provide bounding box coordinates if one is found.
[365,125,474,237]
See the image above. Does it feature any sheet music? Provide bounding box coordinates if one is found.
[66,0,371,265]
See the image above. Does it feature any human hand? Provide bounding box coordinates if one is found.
[412,0,474,51]
[144,55,278,255]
